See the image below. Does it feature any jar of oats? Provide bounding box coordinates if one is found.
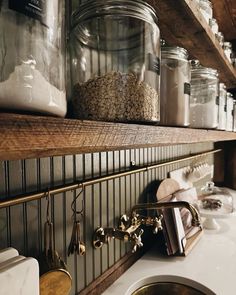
[70,0,160,123]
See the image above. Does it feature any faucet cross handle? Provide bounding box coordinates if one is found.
[131,228,144,253]
[152,214,163,234]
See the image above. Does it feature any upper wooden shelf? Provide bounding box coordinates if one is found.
[1,113,236,161]
[147,0,236,88]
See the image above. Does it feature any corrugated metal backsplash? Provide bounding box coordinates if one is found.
[0,142,214,294]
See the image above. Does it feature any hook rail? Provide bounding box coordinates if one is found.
[0,149,221,209]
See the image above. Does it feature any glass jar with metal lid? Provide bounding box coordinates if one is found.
[70,0,160,123]
[190,62,219,129]
[160,46,190,126]
[226,92,234,131]
[217,83,227,130]
[0,0,66,117]
[199,0,213,24]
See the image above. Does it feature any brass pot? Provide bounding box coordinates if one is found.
[39,221,72,295]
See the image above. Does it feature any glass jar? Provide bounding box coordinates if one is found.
[0,0,66,117]
[233,100,236,132]
[190,63,219,129]
[199,0,213,24]
[209,18,219,35]
[160,46,190,126]
[223,42,233,63]
[216,32,224,47]
[70,0,160,123]
[226,92,234,131]
[217,83,227,130]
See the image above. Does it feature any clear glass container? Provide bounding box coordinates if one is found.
[233,100,236,132]
[70,0,160,123]
[223,42,233,63]
[190,63,219,129]
[0,0,66,117]
[209,18,219,35]
[216,32,224,47]
[199,0,213,24]
[226,92,234,131]
[217,83,227,130]
[160,46,190,126]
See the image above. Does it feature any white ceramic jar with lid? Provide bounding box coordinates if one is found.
[160,46,191,126]
[209,18,219,35]
[190,62,219,129]
[217,83,227,130]
[70,0,160,123]
[223,42,233,63]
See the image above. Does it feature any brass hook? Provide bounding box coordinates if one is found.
[71,185,84,220]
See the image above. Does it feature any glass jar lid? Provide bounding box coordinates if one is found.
[161,46,188,61]
[71,0,158,28]
[191,63,218,79]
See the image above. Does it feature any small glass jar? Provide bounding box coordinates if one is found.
[226,92,234,131]
[160,46,190,126]
[190,63,219,129]
[216,32,224,47]
[223,42,233,63]
[209,18,219,35]
[233,100,236,132]
[199,0,213,24]
[217,83,227,130]
[0,0,66,117]
[70,0,160,123]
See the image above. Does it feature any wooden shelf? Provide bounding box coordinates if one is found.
[147,0,236,88]
[1,113,236,161]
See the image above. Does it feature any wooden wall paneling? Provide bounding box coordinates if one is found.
[8,160,24,253]
[25,159,39,256]
[84,154,94,286]
[213,143,225,186]
[135,149,140,205]
[0,161,7,249]
[119,150,126,257]
[221,141,236,189]
[92,153,102,280]
[125,150,132,253]
[100,152,109,273]
[130,149,136,212]
[107,151,115,268]
[113,151,121,263]
[74,154,86,293]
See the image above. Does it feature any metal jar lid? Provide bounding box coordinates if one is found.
[161,46,188,61]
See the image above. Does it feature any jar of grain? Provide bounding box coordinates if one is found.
[0,0,66,117]
[190,63,219,129]
[70,0,160,123]
[160,46,190,126]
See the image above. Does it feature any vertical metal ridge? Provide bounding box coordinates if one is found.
[21,159,28,255]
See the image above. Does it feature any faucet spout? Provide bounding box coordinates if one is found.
[131,201,201,227]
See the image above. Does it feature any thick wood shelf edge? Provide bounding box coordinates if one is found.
[0,113,236,161]
[147,0,236,88]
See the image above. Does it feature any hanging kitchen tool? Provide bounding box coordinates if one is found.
[39,191,72,295]
[68,187,86,256]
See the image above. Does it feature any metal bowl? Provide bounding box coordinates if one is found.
[132,281,207,295]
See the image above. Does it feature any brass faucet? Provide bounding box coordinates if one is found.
[93,201,201,253]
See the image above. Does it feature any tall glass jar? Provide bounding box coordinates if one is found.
[226,92,234,131]
[190,63,219,129]
[0,1,66,117]
[160,46,190,126]
[217,83,227,130]
[70,0,160,123]
[199,0,213,24]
